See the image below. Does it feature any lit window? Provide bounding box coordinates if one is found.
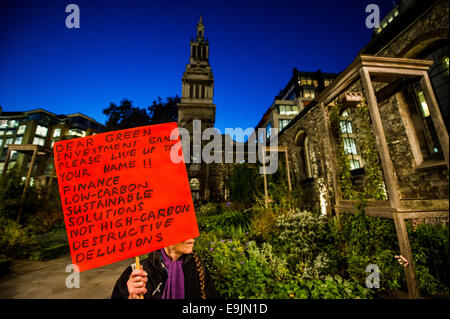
[5,138,14,146]
[343,137,358,155]
[36,125,48,137]
[17,125,26,135]
[416,90,430,118]
[279,119,291,131]
[0,120,7,129]
[53,128,61,137]
[442,56,449,75]
[33,137,46,146]
[68,129,86,137]
[0,130,4,136]
[266,122,272,138]
[14,136,23,144]
[340,120,353,134]
[5,130,14,136]
[349,159,361,170]
[189,178,200,201]
[8,120,19,128]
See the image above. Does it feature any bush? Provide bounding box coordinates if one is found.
[339,212,405,292]
[229,163,261,205]
[196,237,373,299]
[270,209,337,277]
[408,221,449,296]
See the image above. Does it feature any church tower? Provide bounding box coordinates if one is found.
[178,15,215,127]
[178,15,216,203]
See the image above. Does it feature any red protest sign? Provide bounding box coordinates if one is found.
[53,122,198,272]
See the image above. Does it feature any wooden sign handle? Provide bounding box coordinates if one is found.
[135,256,144,299]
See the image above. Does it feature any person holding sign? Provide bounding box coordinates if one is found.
[111,238,216,299]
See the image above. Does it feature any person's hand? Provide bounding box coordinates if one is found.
[127,266,148,299]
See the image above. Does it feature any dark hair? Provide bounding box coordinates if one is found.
[192,251,206,299]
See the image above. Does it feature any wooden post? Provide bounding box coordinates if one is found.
[16,148,37,223]
[393,213,420,298]
[263,160,268,209]
[284,150,292,192]
[359,67,401,210]
[1,148,12,177]
[419,71,449,168]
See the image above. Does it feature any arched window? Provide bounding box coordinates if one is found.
[295,130,313,180]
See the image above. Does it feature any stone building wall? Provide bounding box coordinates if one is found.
[279,105,332,213]
[376,0,449,58]
[371,0,449,200]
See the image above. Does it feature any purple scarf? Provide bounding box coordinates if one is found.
[160,248,185,299]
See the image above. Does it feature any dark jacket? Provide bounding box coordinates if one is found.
[111,250,216,299]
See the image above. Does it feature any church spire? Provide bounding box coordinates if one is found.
[196,14,205,41]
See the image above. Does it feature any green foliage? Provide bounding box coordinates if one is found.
[328,100,386,201]
[196,235,372,299]
[408,222,449,296]
[195,202,375,299]
[272,210,336,277]
[229,163,261,204]
[338,212,405,292]
[0,169,67,260]
[355,103,387,201]
[249,206,278,242]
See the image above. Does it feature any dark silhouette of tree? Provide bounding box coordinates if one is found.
[148,95,180,125]
[103,99,151,131]
[103,96,180,131]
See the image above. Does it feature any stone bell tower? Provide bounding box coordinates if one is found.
[178,15,216,203]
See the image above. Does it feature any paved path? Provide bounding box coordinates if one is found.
[0,254,132,299]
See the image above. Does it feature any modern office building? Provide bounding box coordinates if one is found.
[0,107,105,186]
[254,69,338,142]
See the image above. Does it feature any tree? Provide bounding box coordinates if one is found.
[148,95,180,125]
[102,99,151,132]
[102,96,180,131]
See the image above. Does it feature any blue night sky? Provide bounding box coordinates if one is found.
[0,0,395,134]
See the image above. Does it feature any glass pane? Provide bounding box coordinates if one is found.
[18,125,26,135]
[340,121,353,133]
[53,128,61,137]
[416,90,430,117]
[343,138,357,155]
[442,56,449,75]
[36,125,48,137]
[266,122,272,138]
[349,159,360,170]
